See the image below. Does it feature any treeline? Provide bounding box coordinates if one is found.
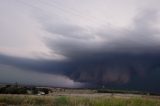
[97,89,160,96]
[0,84,50,95]
[97,89,147,95]
[0,85,27,94]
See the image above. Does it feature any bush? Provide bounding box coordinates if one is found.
[0,86,27,94]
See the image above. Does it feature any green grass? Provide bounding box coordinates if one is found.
[0,95,160,106]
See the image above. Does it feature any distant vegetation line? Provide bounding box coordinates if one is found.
[0,84,50,95]
[1,83,160,96]
[97,89,160,96]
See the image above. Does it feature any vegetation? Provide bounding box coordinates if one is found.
[0,84,160,106]
[0,84,50,95]
[97,89,146,95]
[0,95,160,106]
[0,85,27,94]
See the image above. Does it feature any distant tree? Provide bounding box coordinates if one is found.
[32,87,38,94]
[15,82,18,88]
[0,87,6,93]
[41,88,49,94]
[0,85,27,94]
[5,87,16,94]
[5,85,11,88]
[17,87,27,94]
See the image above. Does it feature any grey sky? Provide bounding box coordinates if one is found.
[0,0,159,59]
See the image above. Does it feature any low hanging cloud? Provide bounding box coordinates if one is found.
[0,64,83,87]
[0,10,160,92]
[44,10,160,91]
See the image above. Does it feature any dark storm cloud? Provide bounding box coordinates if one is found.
[1,52,160,91]
[43,10,160,91]
[1,10,160,92]
[0,53,69,75]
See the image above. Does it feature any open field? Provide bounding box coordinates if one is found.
[0,94,160,106]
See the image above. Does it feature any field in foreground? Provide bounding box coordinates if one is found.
[0,94,160,106]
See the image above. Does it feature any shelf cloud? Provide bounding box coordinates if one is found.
[0,0,160,92]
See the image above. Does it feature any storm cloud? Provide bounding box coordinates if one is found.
[41,10,160,89]
[0,0,160,92]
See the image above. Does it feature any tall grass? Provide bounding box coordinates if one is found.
[0,95,160,106]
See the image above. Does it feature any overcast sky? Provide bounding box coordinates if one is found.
[0,0,160,91]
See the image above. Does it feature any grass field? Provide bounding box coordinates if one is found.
[0,94,160,106]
